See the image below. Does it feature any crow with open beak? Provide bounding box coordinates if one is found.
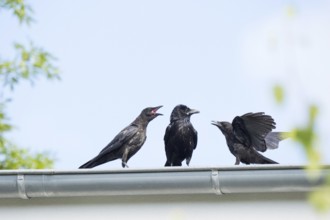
[79,106,163,168]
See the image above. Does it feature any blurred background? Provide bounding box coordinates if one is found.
[1,0,329,169]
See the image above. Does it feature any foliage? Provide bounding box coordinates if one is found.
[309,175,330,212]
[0,0,33,24]
[273,85,330,212]
[0,42,60,90]
[0,103,54,169]
[291,105,321,175]
[273,84,284,104]
[0,140,54,169]
[0,0,58,169]
[0,103,12,133]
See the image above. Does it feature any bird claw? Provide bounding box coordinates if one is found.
[122,162,129,168]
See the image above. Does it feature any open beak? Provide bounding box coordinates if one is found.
[188,109,200,115]
[151,105,163,116]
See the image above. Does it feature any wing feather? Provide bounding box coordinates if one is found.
[235,112,276,152]
[164,123,177,161]
[265,131,289,149]
[193,129,198,150]
[232,116,252,147]
[99,124,139,155]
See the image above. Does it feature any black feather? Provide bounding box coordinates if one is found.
[79,106,162,169]
[164,105,199,167]
[212,112,287,165]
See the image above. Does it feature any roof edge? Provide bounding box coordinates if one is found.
[0,165,328,199]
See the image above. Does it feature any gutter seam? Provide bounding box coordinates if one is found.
[17,174,29,199]
[211,170,221,195]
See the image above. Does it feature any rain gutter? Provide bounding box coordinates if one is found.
[0,165,328,199]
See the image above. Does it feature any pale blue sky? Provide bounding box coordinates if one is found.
[1,0,330,169]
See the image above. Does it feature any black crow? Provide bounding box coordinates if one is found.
[79,106,163,168]
[164,104,199,166]
[212,112,288,165]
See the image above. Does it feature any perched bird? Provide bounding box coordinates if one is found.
[79,106,163,169]
[164,104,199,166]
[211,112,288,165]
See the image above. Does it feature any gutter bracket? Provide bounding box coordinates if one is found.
[17,174,29,199]
[211,170,222,195]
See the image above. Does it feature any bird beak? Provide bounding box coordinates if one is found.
[188,109,200,115]
[151,105,163,116]
[211,120,221,128]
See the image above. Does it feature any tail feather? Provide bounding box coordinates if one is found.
[164,160,182,167]
[79,158,99,169]
[255,151,278,164]
[79,154,114,169]
[260,156,278,164]
[265,132,290,150]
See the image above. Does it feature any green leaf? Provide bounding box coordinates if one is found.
[309,105,319,123]
[21,50,29,61]
[14,43,23,49]
[273,84,284,104]
[33,53,47,68]
[1,0,34,25]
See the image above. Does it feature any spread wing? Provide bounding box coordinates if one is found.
[233,112,276,152]
[99,124,139,155]
[265,132,289,150]
[232,116,252,147]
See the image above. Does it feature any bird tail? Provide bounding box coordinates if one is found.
[164,161,183,166]
[265,132,290,150]
[79,153,118,169]
[255,152,278,164]
[79,158,99,169]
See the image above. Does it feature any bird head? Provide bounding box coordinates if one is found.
[170,104,199,122]
[211,121,232,135]
[142,105,163,121]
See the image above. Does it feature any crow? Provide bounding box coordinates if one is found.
[211,112,288,165]
[164,104,199,166]
[79,106,163,169]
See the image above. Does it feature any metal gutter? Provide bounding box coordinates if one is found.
[0,165,328,199]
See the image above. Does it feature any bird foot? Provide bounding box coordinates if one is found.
[122,162,129,168]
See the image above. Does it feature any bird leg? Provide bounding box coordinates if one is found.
[122,149,130,168]
[186,157,191,166]
[235,156,240,165]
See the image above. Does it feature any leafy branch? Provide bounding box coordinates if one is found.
[0,0,59,169]
[0,42,60,90]
[0,0,34,24]
[273,85,330,212]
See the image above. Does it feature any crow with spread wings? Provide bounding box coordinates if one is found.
[212,112,288,165]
